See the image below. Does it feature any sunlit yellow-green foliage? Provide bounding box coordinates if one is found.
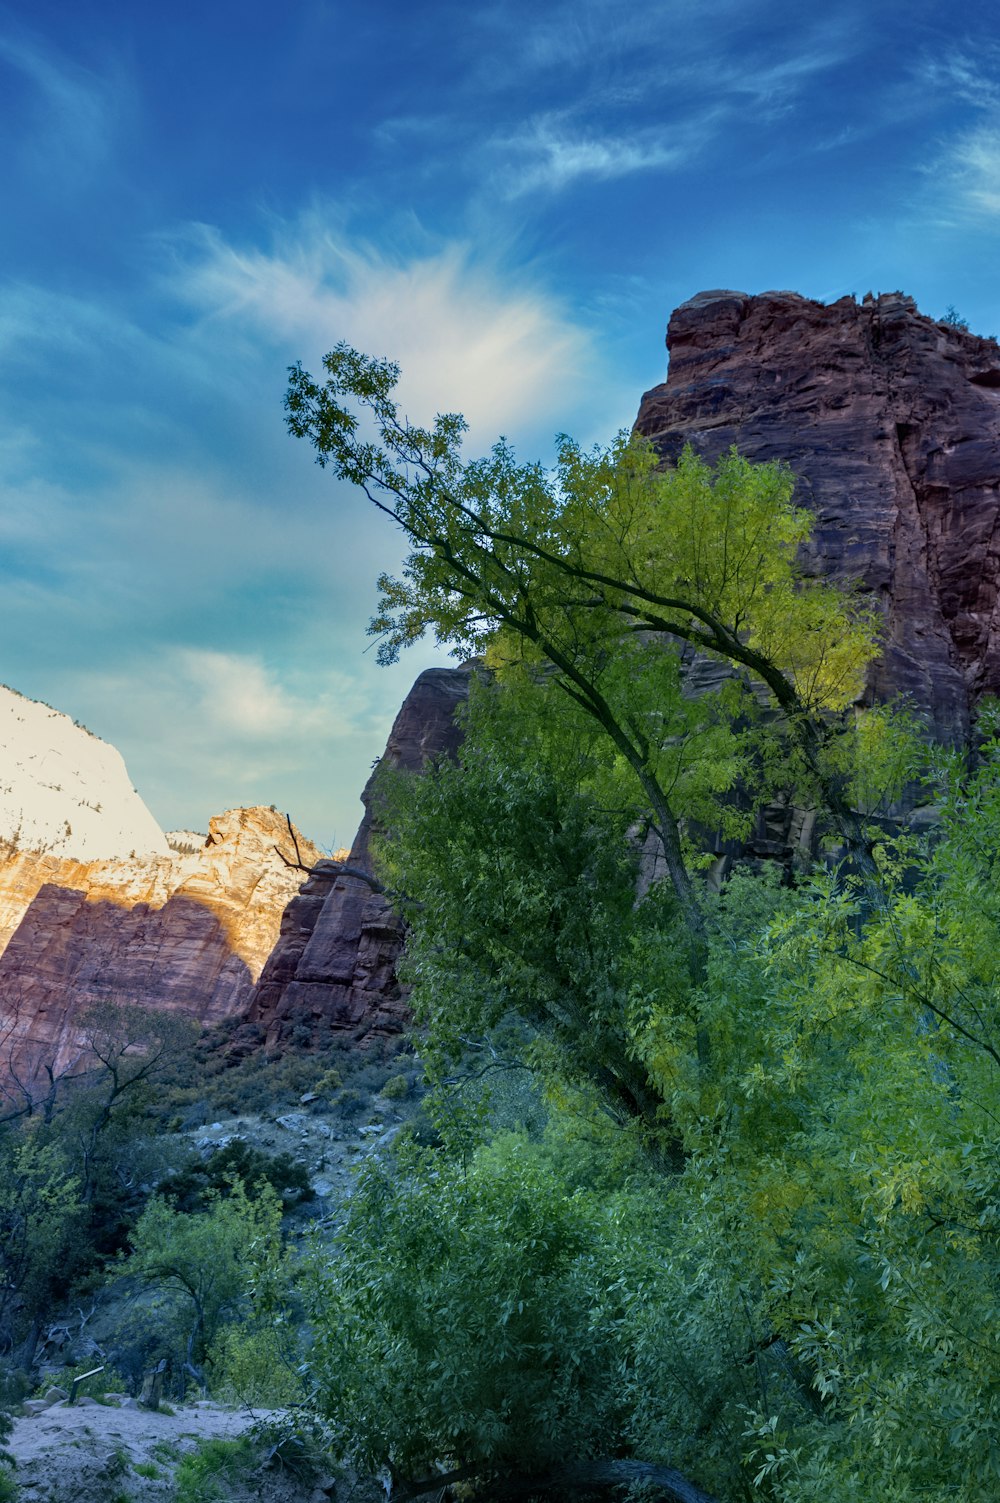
[369,429,880,718]
[353,681,1000,1502]
[288,346,878,729]
[551,438,878,711]
[288,346,996,1502]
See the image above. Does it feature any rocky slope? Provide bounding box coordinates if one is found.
[0,683,168,860]
[634,289,1000,743]
[0,806,319,1091]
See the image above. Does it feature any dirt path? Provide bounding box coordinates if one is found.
[8,1397,330,1502]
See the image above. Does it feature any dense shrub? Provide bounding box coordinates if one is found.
[305,1132,631,1482]
[157,1140,312,1213]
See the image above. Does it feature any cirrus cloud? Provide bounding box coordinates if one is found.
[167,216,595,444]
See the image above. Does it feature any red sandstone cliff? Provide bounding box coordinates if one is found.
[246,666,473,1049]
[634,289,1000,742]
[0,807,319,1089]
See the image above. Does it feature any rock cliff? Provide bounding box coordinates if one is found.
[0,683,169,860]
[246,666,473,1049]
[634,289,1000,743]
[0,807,319,1090]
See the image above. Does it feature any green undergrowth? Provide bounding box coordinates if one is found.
[148,1026,423,1129]
[173,1436,259,1503]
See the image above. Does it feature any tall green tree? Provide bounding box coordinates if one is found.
[286,349,879,951]
[127,1179,286,1381]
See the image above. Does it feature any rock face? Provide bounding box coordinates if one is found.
[0,684,169,861]
[634,289,1000,744]
[0,807,319,1088]
[247,666,473,1048]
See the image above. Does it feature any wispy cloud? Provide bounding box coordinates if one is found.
[472,12,857,199]
[167,215,594,442]
[916,50,1000,112]
[913,45,1000,223]
[500,119,706,196]
[171,648,360,741]
[0,28,121,177]
[941,125,1000,217]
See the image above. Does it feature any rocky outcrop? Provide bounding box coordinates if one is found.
[0,807,319,1089]
[634,289,1000,743]
[247,667,473,1049]
[0,683,169,861]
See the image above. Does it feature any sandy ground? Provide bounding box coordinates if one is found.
[8,1396,333,1503]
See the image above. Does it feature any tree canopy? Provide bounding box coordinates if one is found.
[286,347,880,933]
[285,349,1000,1503]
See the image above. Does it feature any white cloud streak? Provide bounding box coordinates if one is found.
[500,121,701,195]
[945,126,1000,216]
[917,49,1000,223]
[0,28,120,176]
[169,218,593,443]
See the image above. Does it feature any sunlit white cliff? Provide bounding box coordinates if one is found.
[0,684,169,860]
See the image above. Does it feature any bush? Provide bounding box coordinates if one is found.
[379,1073,409,1100]
[304,1132,629,1482]
[207,1324,302,1407]
[157,1141,312,1213]
[174,1436,257,1503]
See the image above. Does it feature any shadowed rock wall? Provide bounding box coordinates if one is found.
[247,667,474,1048]
[0,807,319,1088]
[634,289,1000,743]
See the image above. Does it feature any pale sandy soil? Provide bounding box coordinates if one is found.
[8,1397,333,1503]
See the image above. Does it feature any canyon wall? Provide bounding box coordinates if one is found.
[0,807,318,1088]
[245,666,473,1050]
[634,289,1000,743]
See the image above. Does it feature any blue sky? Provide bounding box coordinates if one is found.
[2,0,999,847]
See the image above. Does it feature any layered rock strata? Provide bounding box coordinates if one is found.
[247,666,473,1048]
[0,807,319,1087]
[634,289,1000,743]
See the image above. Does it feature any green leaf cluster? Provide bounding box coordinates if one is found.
[304,1132,633,1482]
[287,347,999,1501]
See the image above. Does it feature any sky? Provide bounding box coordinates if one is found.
[2,0,1000,849]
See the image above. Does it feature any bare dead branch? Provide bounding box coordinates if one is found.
[273,813,387,894]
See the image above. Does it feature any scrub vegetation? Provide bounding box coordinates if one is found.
[1,356,997,1503]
